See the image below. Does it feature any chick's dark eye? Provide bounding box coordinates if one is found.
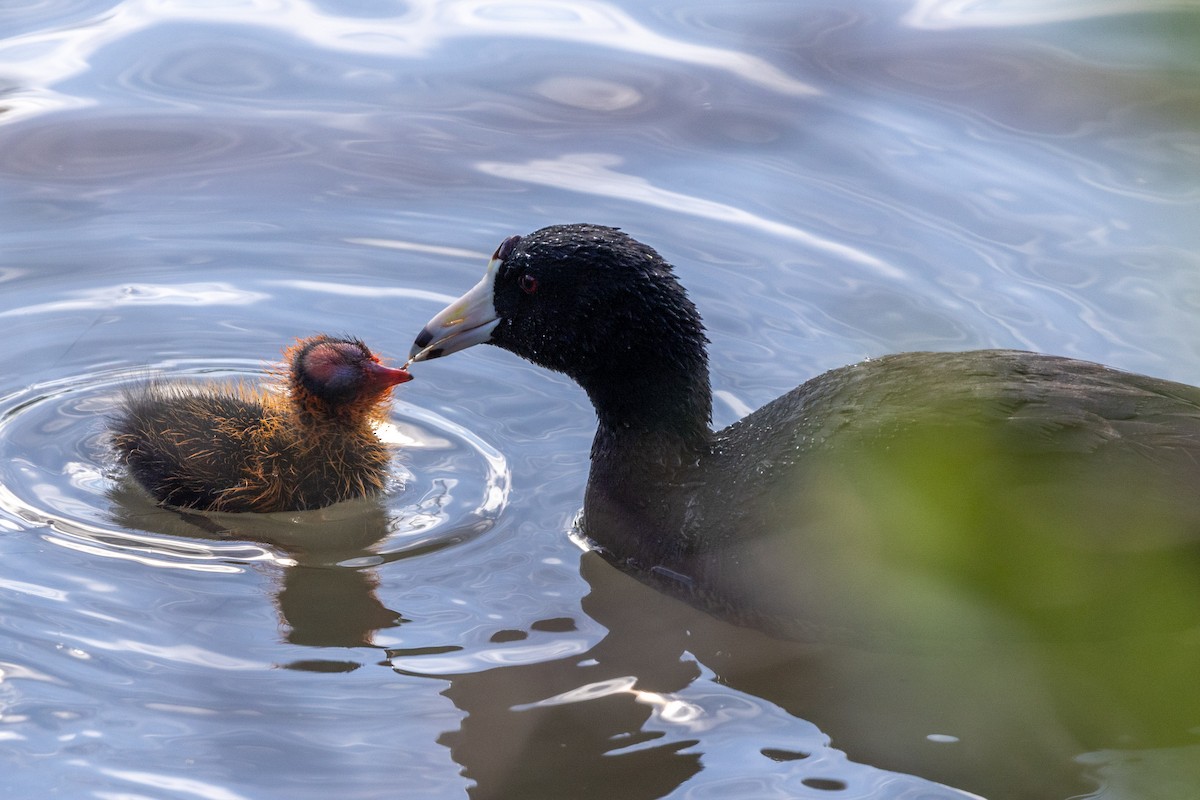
[518,274,539,295]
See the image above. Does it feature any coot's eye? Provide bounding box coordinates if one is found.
[518,274,539,295]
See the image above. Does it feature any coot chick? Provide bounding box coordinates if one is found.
[112,335,412,513]
[409,224,1200,642]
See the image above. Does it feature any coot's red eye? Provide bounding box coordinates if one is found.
[519,274,539,294]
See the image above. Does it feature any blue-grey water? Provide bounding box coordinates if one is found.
[2,2,1200,799]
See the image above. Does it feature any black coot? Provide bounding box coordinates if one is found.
[409,224,1200,642]
[112,334,411,513]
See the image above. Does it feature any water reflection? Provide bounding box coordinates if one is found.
[452,553,1198,800]
[422,554,986,800]
[0,282,268,318]
[901,0,1185,30]
[108,487,409,653]
[474,153,895,275]
[0,0,815,124]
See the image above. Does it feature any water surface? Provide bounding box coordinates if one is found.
[2,1,1200,798]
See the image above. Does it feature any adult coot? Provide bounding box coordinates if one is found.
[409,224,1200,642]
[112,334,411,513]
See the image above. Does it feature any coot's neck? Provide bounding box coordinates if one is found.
[576,269,714,457]
[579,357,713,580]
[581,365,713,455]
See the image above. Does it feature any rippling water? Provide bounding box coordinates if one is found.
[2,1,1200,799]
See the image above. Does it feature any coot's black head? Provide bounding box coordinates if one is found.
[411,224,711,437]
[289,335,411,417]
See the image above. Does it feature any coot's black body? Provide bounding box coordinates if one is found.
[112,335,411,513]
[410,224,1200,642]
